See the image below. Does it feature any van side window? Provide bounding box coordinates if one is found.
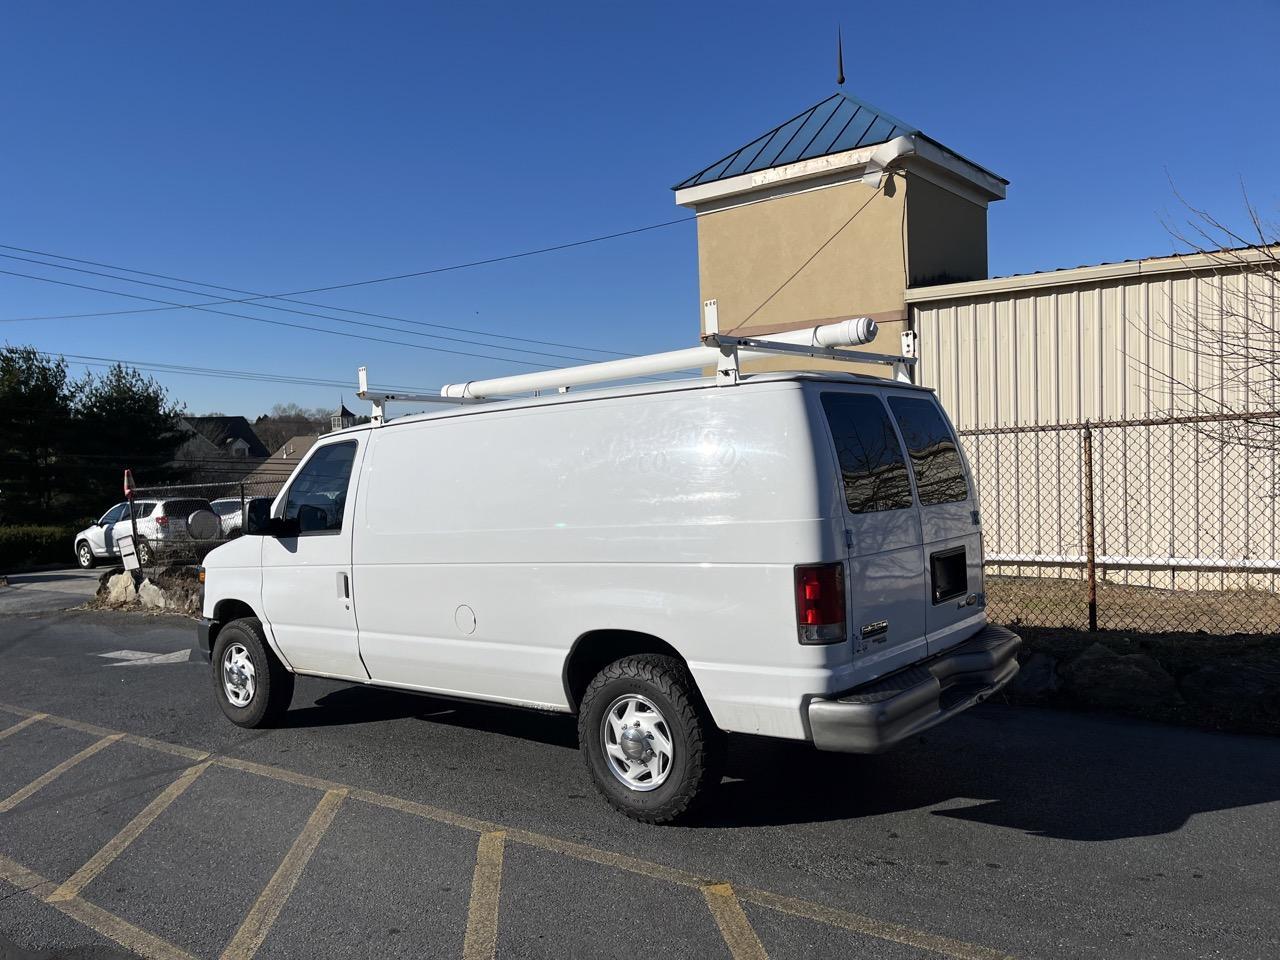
[820,394,913,514]
[887,397,969,505]
[283,441,358,534]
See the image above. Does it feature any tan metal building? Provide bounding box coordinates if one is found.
[674,90,1277,630]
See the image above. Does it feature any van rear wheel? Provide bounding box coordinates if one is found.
[578,654,721,824]
[211,618,294,728]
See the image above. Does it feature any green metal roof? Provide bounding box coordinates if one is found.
[674,91,918,191]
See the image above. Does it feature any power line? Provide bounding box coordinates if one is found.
[37,350,434,394]
[0,253,613,366]
[0,267,570,369]
[0,217,692,350]
[0,243,636,358]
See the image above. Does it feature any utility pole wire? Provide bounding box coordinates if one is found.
[0,217,693,352]
[0,267,567,369]
[0,252,612,366]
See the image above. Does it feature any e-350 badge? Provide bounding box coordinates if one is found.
[860,619,889,641]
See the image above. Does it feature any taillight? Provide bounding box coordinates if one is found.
[155,515,169,526]
[794,563,846,644]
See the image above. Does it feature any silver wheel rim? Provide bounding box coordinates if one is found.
[221,643,256,708]
[78,544,91,566]
[600,694,674,792]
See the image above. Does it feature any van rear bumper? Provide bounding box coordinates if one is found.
[807,624,1020,754]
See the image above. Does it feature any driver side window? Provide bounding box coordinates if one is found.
[101,504,127,525]
[283,441,358,535]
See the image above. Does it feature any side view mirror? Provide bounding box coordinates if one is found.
[265,516,301,539]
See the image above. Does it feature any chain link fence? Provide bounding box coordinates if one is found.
[124,476,287,573]
[962,411,1280,634]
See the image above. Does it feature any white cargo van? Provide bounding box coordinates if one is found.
[197,316,1019,822]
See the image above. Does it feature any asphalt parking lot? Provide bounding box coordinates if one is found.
[1,605,1278,960]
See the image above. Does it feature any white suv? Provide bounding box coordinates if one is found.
[74,498,215,568]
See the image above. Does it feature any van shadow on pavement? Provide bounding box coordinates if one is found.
[276,685,1280,842]
[702,704,1280,839]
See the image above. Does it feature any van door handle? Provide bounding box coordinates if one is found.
[337,572,350,599]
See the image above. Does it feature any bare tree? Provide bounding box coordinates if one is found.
[1145,188,1280,457]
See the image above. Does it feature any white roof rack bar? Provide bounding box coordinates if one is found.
[440,345,721,400]
[357,366,480,425]
[435,303,911,401]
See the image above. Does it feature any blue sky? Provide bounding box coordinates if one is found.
[1,0,1276,419]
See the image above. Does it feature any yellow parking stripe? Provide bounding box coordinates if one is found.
[737,886,1018,960]
[216,755,348,794]
[53,895,200,960]
[0,713,46,740]
[0,734,121,815]
[350,787,498,834]
[0,701,1019,960]
[462,831,507,960]
[219,788,347,960]
[49,761,212,903]
[703,883,769,960]
[503,826,709,889]
[0,701,207,762]
[0,850,55,899]
[0,853,195,960]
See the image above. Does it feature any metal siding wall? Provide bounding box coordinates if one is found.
[913,264,1280,596]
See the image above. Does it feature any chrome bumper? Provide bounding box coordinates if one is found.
[807,624,1021,754]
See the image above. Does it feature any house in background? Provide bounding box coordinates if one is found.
[175,415,270,480]
[246,433,320,487]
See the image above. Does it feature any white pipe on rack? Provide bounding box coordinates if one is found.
[439,317,879,400]
[743,316,878,350]
[440,346,721,399]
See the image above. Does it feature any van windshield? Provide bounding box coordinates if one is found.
[887,397,969,506]
[820,393,913,514]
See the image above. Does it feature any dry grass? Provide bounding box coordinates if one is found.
[988,575,1280,634]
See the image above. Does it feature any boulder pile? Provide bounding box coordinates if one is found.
[94,566,202,617]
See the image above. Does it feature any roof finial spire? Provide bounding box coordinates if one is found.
[836,25,845,87]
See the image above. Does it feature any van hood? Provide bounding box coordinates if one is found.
[202,535,261,570]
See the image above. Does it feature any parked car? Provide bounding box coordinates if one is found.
[197,368,1019,822]
[74,502,131,569]
[209,497,273,538]
[74,498,216,568]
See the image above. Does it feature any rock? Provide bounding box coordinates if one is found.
[105,572,137,605]
[96,567,126,597]
[1060,644,1179,709]
[1007,652,1059,700]
[1180,663,1280,718]
[137,579,167,610]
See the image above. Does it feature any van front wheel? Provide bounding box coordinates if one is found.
[211,618,294,728]
[578,654,721,824]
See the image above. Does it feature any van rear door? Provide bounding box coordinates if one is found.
[886,394,985,656]
[817,391,927,681]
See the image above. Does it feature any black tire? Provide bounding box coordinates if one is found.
[211,618,294,728]
[75,540,96,569]
[578,654,722,824]
[136,538,154,568]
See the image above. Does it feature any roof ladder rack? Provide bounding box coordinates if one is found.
[356,367,483,425]
[359,300,918,419]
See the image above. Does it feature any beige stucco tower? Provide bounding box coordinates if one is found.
[673,90,1007,376]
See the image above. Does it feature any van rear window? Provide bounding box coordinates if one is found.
[887,397,969,506]
[820,393,913,514]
